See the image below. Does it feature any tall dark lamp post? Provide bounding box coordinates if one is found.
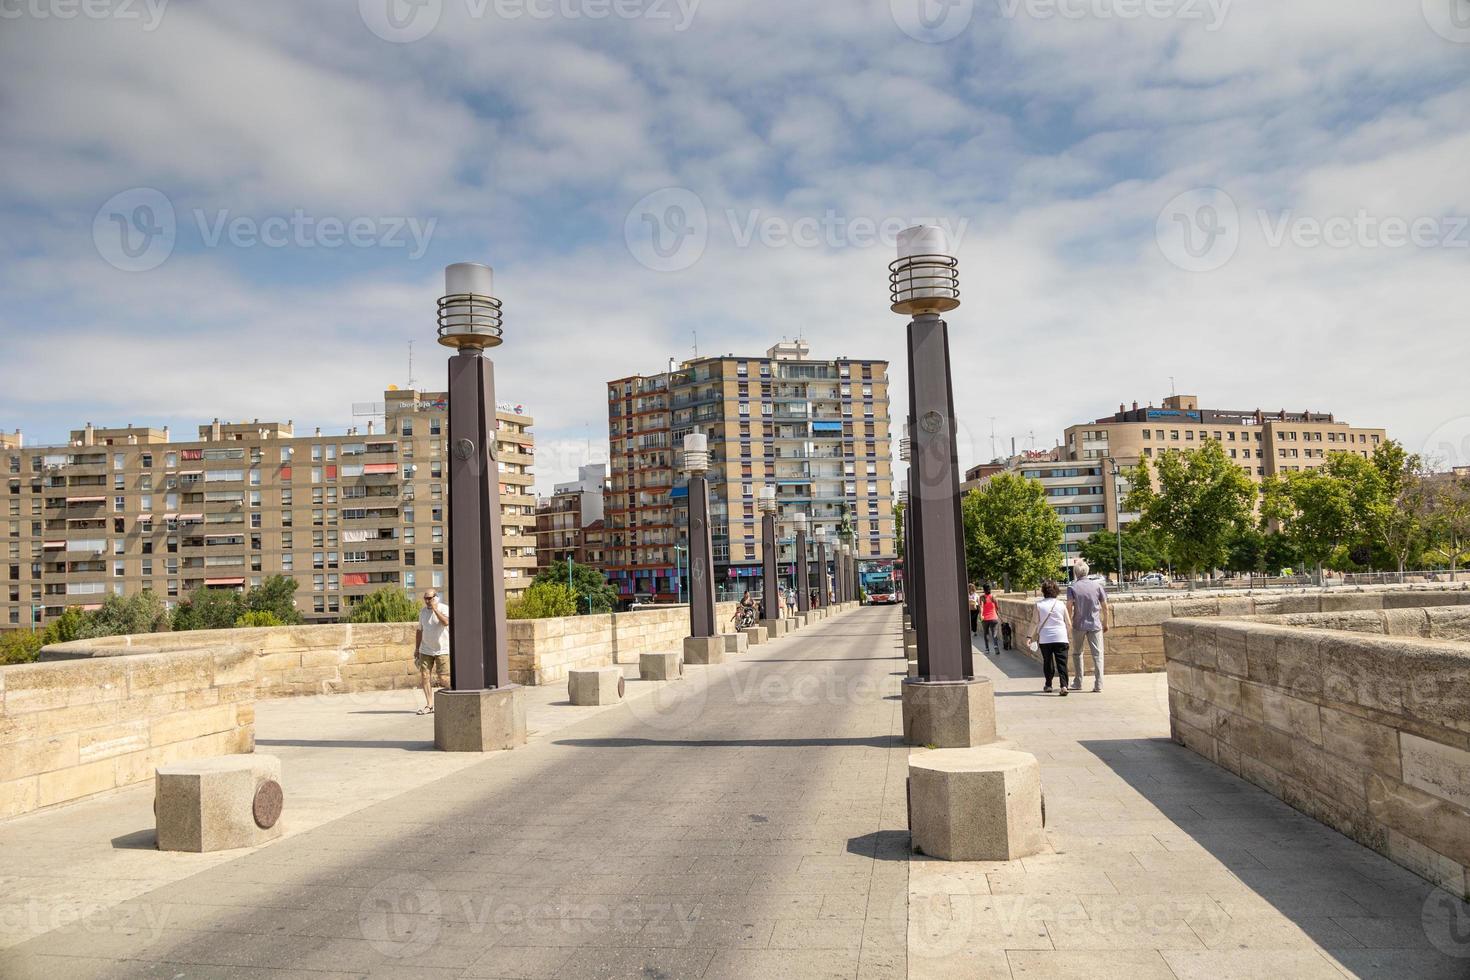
[893,226,996,748]
[681,433,723,664]
[758,485,786,635]
[1109,458,1125,585]
[434,262,525,752]
[793,512,811,614]
[813,526,828,608]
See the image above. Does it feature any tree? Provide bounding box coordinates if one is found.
[86,590,170,638]
[1262,451,1385,583]
[1422,472,1470,580]
[0,631,44,665]
[894,500,905,561]
[961,474,1065,590]
[531,561,618,615]
[1125,441,1257,578]
[1079,523,1166,579]
[506,581,577,620]
[42,607,91,645]
[235,610,285,628]
[172,588,246,631]
[349,586,421,624]
[243,575,304,625]
[1367,442,1429,578]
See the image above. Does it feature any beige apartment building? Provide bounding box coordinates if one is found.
[606,341,895,603]
[1,389,534,629]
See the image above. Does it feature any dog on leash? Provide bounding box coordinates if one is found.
[1000,622,1014,651]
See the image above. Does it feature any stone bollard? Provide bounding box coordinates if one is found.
[901,677,1000,748]
[569,666,625,705]
[907,660,918,678]
[743,625,769,646]
[155,754,284,852]
[436,687,527,752]
[639,652,682,681]
[683,635,725,665]
[908,747,1045,861]
[723,632,748,655]
[761,618,788,638]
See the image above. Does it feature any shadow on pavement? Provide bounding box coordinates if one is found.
[553,735,902,749]
[255,738,432,751]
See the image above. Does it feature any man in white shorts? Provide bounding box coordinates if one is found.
[414,590,450,714]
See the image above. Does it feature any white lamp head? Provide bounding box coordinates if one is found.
[758,484,777,513]
[681,432,709,474]
[793,512,808,532]
[437,262,504,349]
[889,225,960,316]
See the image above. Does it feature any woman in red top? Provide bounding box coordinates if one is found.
[980,584,1000,654]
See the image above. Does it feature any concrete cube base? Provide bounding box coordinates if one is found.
[909,747,1045,861]
[639,651,682,681]
[723,632,748,655]
[786,617,799,632]
[902,677,1000,748]
[904,628,918,648]
[793,613,809,627]
[907,660,918,678]
[155,753,284,853]
[743,626,769,645]
[761,618,788,638]
[683,635,725,665]
[569,667,625,705]
[435,686,528,752]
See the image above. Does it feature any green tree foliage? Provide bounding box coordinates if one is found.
[172,588,246,631]
[961,474,1065,590]
[894,501,905,561]
[1124,441,1257,577]
[242,575,304,624]
[349,586,421,623]
[235,610,285,628]
[1262,451,1387,581]
[1422,471,1470,578]
[42,607,92,645]
[87,590,170,638]
[0,630,45,665]
[1079,523,1167,578]
[1223,527,1303,576]
[531,561,618,614]
[506,581,578,620]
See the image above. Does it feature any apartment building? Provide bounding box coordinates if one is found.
[605,341,894,603]
[534,463,606,573]
[966,450,1129,571]
[1,390,535,629]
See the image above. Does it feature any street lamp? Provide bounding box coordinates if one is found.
[1109,459,1124,586]
[681,433,716,641]
[793,512,811,614]
[433,261,524,751]
[891,225,990,747]
[813,525,827,608]
[758,484,784,633]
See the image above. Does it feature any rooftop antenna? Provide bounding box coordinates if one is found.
[407,341,418,391]
[1170,376,1176,396]
[691,329,698,359]
[1026,430,1036,451]
[989,417,998,462]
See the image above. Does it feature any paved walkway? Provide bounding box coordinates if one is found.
[0,607,911,979]
[908,637,1470,979]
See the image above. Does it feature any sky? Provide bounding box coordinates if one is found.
[1,0,1467,494]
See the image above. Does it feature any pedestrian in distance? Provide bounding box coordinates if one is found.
[980,584,1000,654]
[413,589,450,715]
[1030,580,1070,696]
[968,582,980,634]
[1066,560,1108,692]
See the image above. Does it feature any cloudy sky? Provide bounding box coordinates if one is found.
[2,0,1467,492]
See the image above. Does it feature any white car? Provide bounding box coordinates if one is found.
[1138,572,1169,587]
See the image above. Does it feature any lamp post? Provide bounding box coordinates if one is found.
[433,262,524,752]
[758,485,785,634]
[794,512,810,614]
[673,543,687,605]
[813,525,827,608]
[1109,458,1125,586]
[682,433,716,640]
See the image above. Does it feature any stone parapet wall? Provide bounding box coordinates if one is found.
[1164,613,1470,900]
[508,602,738,686]
[995,585,1470,675]
[0,646,255,819]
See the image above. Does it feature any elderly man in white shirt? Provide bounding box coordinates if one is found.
[414,590,450,714]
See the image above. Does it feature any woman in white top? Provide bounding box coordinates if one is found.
[1031,580,1071,696]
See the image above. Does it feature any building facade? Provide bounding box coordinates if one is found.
[534,463,606,573]
[2,390,535,629]
[605,341,894,603]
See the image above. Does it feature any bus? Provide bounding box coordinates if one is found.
[859,560,901,605]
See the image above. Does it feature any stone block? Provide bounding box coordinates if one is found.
[1111,601,1173,627]
[743,626,769,646]
[682,636,724,666]
[1400,733,1470,811]
[907,660,918,678]
[435,686,527,752]
[760,618,788,639]
[569,667,625,704]
[155,753,283,852]
[639,652,682,682]
[723,632,748,655]
[1383,608,1432,638]
[1260,688,1322,744]
[901,677,999,749]
[908,747,1045,861]
[1368,773,1470,866]
[785,617,798,632]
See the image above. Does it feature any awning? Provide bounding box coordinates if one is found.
[68,496,106,504]
[342,572,371,587]
[43,540,65,549]
[204,577,245,586]
[178,469,204,476]
[163,513,178,520]
[179,513,204,521]
[363,463,398,475]
[136,514,154,521]
[81,603,102,611]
